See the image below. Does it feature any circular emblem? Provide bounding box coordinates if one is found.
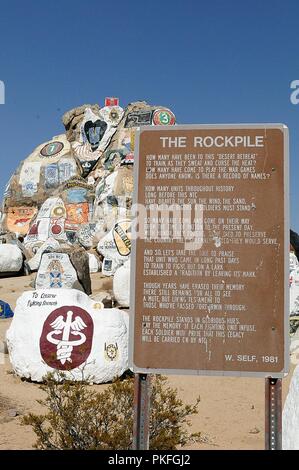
[51,223,62,235]
[40,141,64,157]
[40,306,94,370]
[93,302,104,310]
[152,109,175,126]
[51,206,66,218]
[109,108,120,122]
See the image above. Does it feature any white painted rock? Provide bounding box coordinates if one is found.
[113,261,130,307]
[24,197,68,250]
[95,171,118,204]
[77,224,97,249]
[6,289,129,383]
[0,244,23,273]
[290,252,299,272]
[28,238,60,271]
[71,107,121,175]
[290,283,299,316]
[97,219,131,275]
[283,365,299,449]
[101,257,120,276]
[88,253,99,273]
[35,252,84,291]
[290,253,299,315]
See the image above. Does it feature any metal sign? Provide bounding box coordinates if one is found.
[130,124,289,378]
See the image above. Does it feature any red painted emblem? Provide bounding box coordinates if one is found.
[51,223,62,235]
[50,218,64,236]
[40,306,94,370]
[28,220,40,235]
[105,97,119,107]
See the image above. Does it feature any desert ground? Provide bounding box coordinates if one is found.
[0,273,293,450]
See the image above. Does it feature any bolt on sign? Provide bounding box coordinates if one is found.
[130,125,289,377]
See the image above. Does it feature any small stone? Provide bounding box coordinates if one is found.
[3,341,9,354]
[249,427,260,434]
[7,409,18,418]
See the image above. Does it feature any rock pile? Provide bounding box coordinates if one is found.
[0,97,176,382]
[1,98,176,283]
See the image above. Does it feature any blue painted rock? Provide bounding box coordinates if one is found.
[0,300,14,319]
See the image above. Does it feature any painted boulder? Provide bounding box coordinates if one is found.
[96,100,176,175]
[290,252,299,315]
[0,300,14,319]
[93,168,133,232]
[290,252,299,272]
[60,176,95,241]
[97,219,131,275]
[283,365,299,449]
[35,249,91,294]
[35,252,83,291]
[101,257,121,277]
[62,100,124,177]
[94,171,118,206]
[2,134,81,236]
[6,289,129,383]
[77,224,97,249]
[24,196,68,251]
[1,206,38,237]
[27,238,60,272]
[0,244,23,274]
[113,261,130,308]
[88,253,100,273]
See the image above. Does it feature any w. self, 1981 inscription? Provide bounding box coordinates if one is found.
[130,125,289,377]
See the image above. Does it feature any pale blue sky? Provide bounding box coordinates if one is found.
[0,0,298,229]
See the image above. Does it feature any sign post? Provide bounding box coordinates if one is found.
[130,124,289,449]
[265,377,282,450]
[133,373,151,450]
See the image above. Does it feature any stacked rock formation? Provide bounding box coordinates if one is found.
[0,97,176,383]
[1,98,176,281]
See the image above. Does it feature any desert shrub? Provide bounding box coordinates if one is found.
[22,373,200,450]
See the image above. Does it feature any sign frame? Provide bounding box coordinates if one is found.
[129,123,289,378]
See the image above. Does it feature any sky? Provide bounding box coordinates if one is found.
[0,0,298,230]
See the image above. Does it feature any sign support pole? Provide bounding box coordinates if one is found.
[265,377,282,450]
[133,373,151,450]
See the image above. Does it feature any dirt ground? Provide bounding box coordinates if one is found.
[0,273,294,450]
